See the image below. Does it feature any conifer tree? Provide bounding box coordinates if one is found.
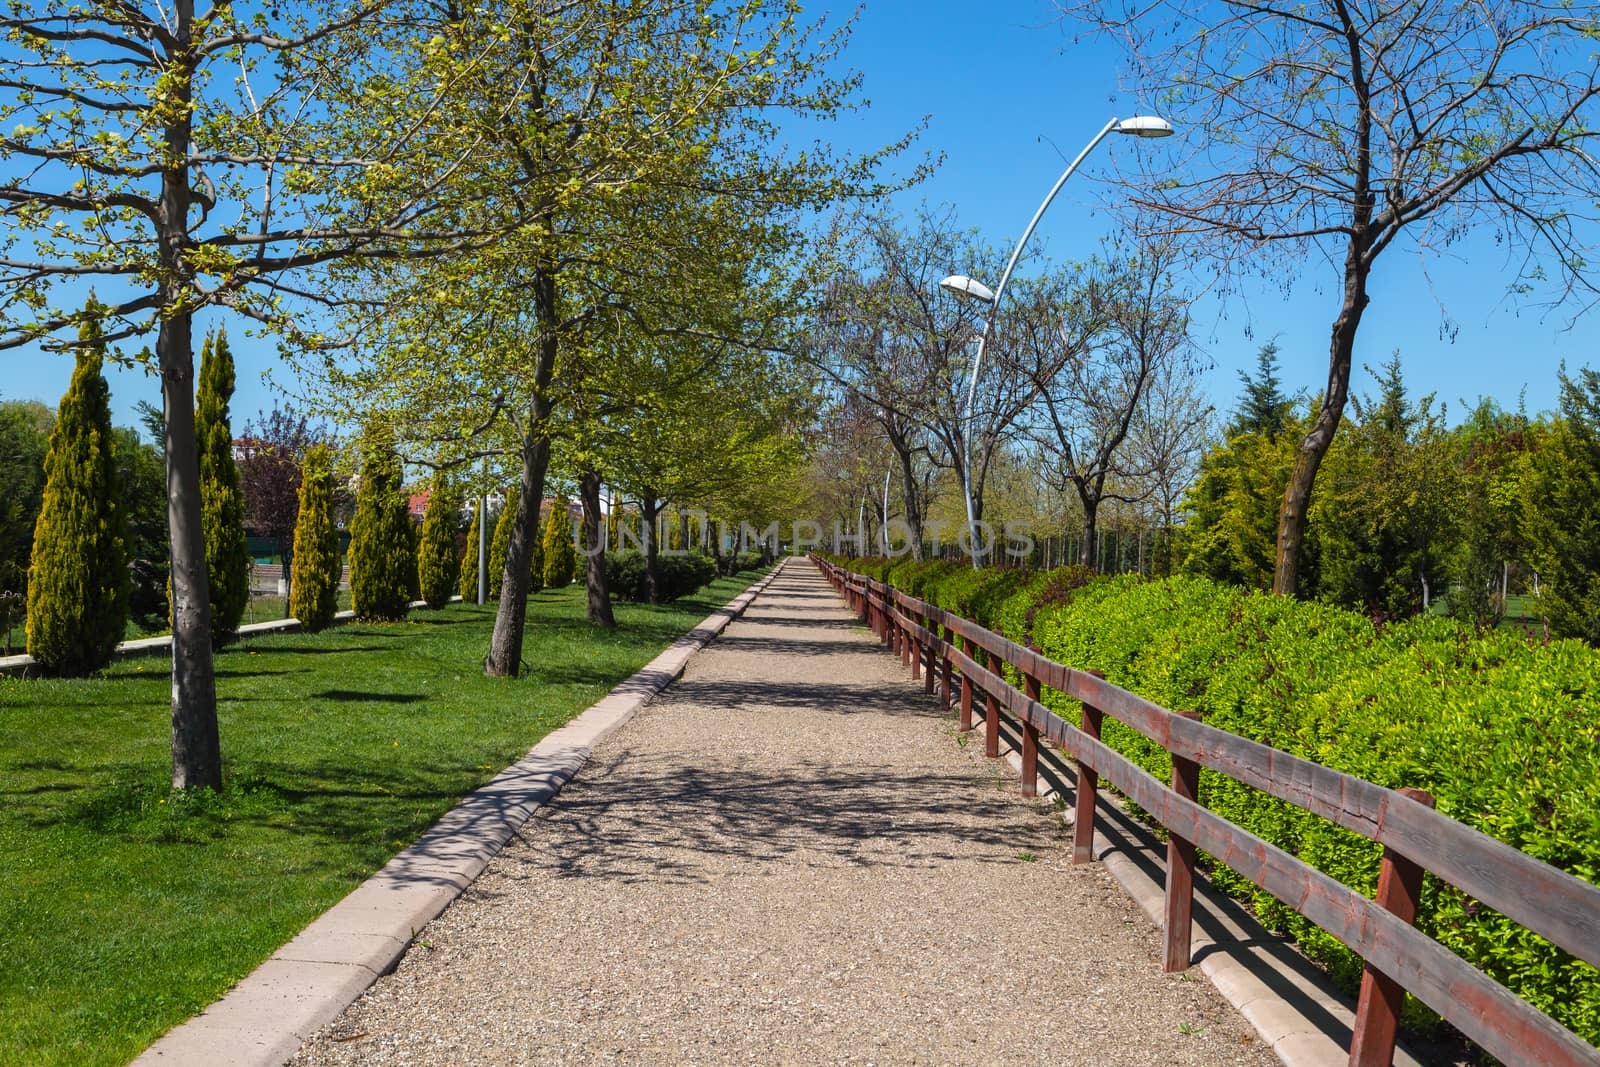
[288,444,340,631]
[349,425,415,621]
[26,306,129,674]
[541,502,577,589]
[459,500,481,601]
[488,486,518,599]
[417,474,459,608]
[196,328,249,644]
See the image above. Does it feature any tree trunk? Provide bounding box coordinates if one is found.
[1274,237,1371,595]
[579,469,614,628]
[160,0,221,792]
[485,264,558,675]
[894,445,923,560]
[1078,494,1100,572]
[641,493,662,604]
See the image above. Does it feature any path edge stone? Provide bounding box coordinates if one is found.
[0,596,466,675]
[979,674,1426,1067]
[130,564,786,1067]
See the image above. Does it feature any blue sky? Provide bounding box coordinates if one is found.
[5,0,1595,434]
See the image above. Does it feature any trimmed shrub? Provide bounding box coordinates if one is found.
[854,553,1600,1042]
[348,426,415,621]
[288,444,340,631]
[25,312,128,674]
[1026,574,1600,1043]
[458,499,482,601]
[603,551,715,602]
[541,503,576,590]
[196,328,249,644]
[487,487,515,598]
[417,475,459,608]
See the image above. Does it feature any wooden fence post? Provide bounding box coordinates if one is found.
[984,648,1000,759]
[922,614,936,695]
[1020,647,1042,797]
[909,610,921,680]
[1163,708,1202,973]
[959,636,974,733]
[940,626,953,710]
[1349,788,1435,1067]
[1072,669,1105,865]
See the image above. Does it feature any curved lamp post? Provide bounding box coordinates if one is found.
[940,114,1173,568]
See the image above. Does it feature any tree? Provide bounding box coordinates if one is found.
[1310,355,1455,617]
[1449,399,1536,628]
[289,444,341,632]
[1522,368,1600,642]
[113,425,169,629]
[541,502,577,591]
[1182,378,1311,592]
[299,0,923,676]
[238,405,323,606]
[576,468,615,627]
[1076,0,1600,595]
[811,207,1031,556]
[1126,344,1212,576]
[1023,247,1197,571]
[0,0,511,789]
[349,427,415,622]
[0,400,52,653]
[25,310,128,675]
[459,500,483,603]
[196,330,250,644]
[417,475,460,608]
[487,487,519,601]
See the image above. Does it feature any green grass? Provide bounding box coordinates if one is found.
[0,571,764,1067]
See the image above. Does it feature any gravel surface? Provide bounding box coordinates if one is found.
[291,560,1276,1066]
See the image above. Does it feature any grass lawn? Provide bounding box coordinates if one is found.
[0,570,765,1067]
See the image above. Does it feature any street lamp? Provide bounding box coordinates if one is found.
[940,114,1173,568]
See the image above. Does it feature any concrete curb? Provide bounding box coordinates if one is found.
[131,565,785,1067]
[974,691,1424,1067]
[812,559,1422,1067]
[0,597,464,675]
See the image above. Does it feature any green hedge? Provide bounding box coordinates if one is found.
[1029,575,1600,1044]
[824,553,1599,1047]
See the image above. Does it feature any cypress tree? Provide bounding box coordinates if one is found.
[417,474,459,608]
[288,443,340,631]
[541,501,577,589]
[26,306,129,674]
[196,328,249,643]
[459,499,481,601]
[348,425,415,621]
[487,486,517,599]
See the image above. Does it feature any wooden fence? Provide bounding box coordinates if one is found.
[812,556,1600,1067]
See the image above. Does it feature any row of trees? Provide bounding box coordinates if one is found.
[0,0,906,791]
[1186,347,1600,641]
[803,207,1208,572]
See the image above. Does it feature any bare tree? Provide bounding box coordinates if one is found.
[1073,0,1600,594]
[812,207,1051,560]
[1023,248,1197,571]
[1127,340,1213,574]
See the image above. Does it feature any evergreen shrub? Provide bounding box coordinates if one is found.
[458,500,481,600]
[288,444,340,631]
[25,312,128,674]
[196,329,249,643]
[348,426,415,621]
[541,504,577,589]
[417,476,459,608]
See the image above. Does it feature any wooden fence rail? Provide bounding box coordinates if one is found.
[814,556,1600,1067]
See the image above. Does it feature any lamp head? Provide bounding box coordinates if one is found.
[939,274,997,304]
[1114,115,1174,138]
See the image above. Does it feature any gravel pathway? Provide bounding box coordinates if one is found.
[291,560,1276,1066]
